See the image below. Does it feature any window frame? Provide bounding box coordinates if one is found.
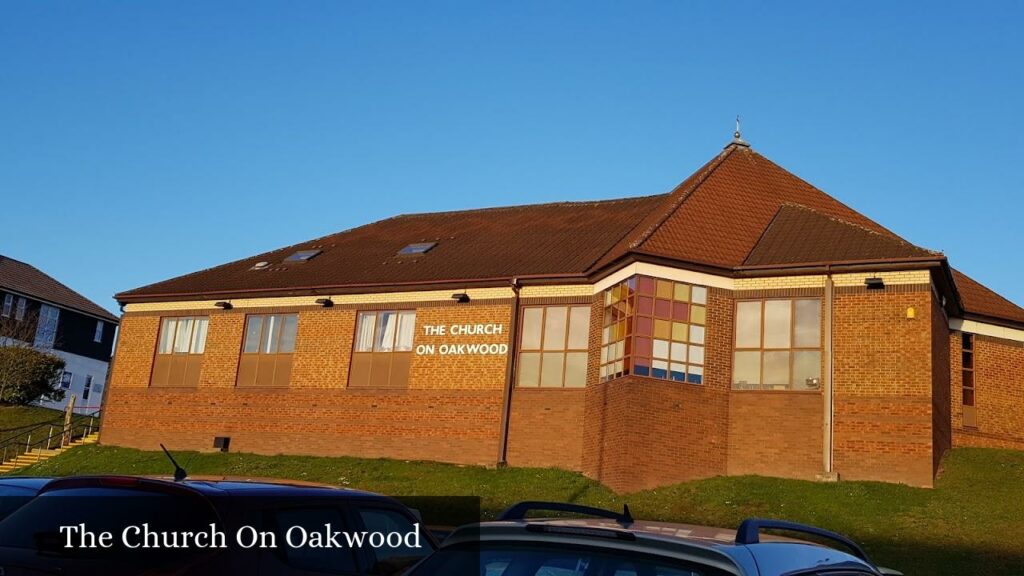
[237,313,299,388]
[732,298,823,392]
[1,294,11,317]
[962,332,977,428]
[82,375,93,401]
[516,304,590,389]
[151,316,210,388]
[14,297,26,321]
[348,310,416,389]
[93,320,104,343]
[60,371,73,390]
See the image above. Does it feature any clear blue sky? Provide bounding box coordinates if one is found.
[2,2,1022,315]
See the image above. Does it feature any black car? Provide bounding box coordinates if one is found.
[0,475,437,576]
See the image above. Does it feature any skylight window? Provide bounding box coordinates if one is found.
[284,249,322,263]
[397,242,437,256]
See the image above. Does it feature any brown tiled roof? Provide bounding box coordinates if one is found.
[119,141,1023,327]
[952,269,1024,326]
[0,255,119,322]
[117,195,666,300]
[625,144,906,268]
[743,204,936,267]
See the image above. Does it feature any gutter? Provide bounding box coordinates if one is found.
[496,278,522,467]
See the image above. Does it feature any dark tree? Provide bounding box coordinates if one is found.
[0,346,66,405]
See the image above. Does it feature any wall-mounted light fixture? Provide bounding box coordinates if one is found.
[214,301,233,310]
[315,298,334,308]
[451,292,471,304]
[864,277,885,290]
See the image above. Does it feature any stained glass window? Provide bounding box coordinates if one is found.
[600,275,708,384]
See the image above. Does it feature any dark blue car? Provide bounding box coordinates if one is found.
[0,475,437,575]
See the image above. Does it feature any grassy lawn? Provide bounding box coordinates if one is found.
[0,406,95,460]
[9,444,1024,575]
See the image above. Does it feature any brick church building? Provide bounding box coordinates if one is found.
[103,135,1024,492]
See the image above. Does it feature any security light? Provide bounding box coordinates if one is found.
[451,292,471,304]
[214,301,233,310]
[864,277,885,290]
[315,298,334,308]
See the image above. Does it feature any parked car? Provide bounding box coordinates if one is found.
[0,475,437,575]
[405,501,902,576]
[0,476,51,522]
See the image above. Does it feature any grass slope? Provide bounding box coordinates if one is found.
[12,445,1024,575]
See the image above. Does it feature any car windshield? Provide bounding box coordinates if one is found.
[406,541,734,576]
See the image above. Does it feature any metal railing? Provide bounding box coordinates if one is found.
[0,410,101,468]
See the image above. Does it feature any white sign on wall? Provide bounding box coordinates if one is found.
[415,323,509,356]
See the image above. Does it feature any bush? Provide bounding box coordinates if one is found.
[0,346,66,405]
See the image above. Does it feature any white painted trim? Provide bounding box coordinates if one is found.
[592,263,734,294]
[950,318,1024,343]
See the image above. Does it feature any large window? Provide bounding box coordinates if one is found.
[517,305,589,388]
[349,310,415,388]
[93,320,104,343]
[14,297,25,321]
[151,316,209,387]
[962,332,976,428]
[1,294,11,317]
[600,276,707,384]
[238,314,298,387]
[33,304,60,348]
[733,299,821,391]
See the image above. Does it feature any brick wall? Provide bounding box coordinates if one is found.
[506,389,585,469]
[727,392,822,479]
[953,332,1024,449]
[931,297,951,473]
[832,285,935,486]
[102,302,513,466]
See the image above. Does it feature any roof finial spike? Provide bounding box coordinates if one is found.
[729,114,750,148]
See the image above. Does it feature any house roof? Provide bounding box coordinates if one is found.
[951,269,1024,327]
[0,255,119,323]
[115,140,1023,328]
[117,194,666,300]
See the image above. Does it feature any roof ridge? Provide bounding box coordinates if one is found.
[627,145,739,250]
[389,194,667,220]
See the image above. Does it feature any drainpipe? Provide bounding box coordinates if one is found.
[497,278,522,467]
[823,270,835,478]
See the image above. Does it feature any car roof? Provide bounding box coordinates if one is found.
[37,475,391,501]
[0,477,53,491]
[443,518,880,575]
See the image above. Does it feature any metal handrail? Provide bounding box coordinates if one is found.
[0,410,101,467]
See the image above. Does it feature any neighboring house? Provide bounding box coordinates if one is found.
[0,255,119,413]
[104,134,1024,491]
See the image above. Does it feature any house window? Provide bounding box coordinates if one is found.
[237,314,299,387]
[600,276,708,384]
[1,294,11,317]
[94,320,104,343]
[517,305,589,388]
[82,375,93,401]
[151,316,209,387]
[733,299,822,391]
[33,304,60,348]
[14,297,26,321]
[962,333,977,428]
[349,311,415,388]
[60,371,73,389]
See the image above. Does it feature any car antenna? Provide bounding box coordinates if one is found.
[160,444,188,482]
